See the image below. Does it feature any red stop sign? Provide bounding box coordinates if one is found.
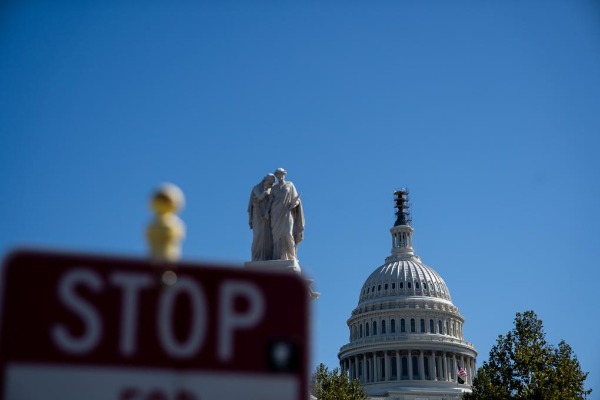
[0,249,309,400]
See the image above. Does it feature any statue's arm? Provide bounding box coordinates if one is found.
[253,185,270,201]
[289,182,301,209]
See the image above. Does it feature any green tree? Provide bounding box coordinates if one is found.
[465,311,591,400]
[311,363,366,400]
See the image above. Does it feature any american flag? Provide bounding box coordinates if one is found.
[457,367,467,384]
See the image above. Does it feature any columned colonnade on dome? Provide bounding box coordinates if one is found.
[340,350,475,386]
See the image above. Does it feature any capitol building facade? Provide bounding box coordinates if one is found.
[338,190,477,400]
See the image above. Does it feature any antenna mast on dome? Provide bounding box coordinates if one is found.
[393,188,411,226]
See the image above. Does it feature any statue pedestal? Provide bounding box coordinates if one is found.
[244,259,301,274]
[244,260,320,300]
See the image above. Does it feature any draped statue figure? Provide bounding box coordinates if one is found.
[266,168,305,260]
[248,174,276,261]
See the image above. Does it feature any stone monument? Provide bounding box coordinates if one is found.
[245,168,317,299]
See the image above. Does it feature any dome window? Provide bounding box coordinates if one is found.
[373,321,377,335]
[408,282,412,289]
[392,283,396,289]
[400,282,404,289]
[384,283,388,290]
[382,320,386,334]
[366,324,370,336]
[423,282,427,289]
[410,318,416,332]
[429,319,434,333]
[367,288,370,294]
[377,285,381,291]
[400,319,406,333]
[416,282,420,289]
[372,286,375,293]
[391,319,396,333]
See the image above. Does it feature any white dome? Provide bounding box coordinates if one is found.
[359,258,452,304]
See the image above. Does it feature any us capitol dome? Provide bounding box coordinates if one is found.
[338,190,477,400]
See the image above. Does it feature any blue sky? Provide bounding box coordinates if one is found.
[1,0,599,396]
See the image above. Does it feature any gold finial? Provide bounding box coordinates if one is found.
[146,183,186,263]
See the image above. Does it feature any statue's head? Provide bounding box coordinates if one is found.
[274,168,287,179]
[263,173,276,186]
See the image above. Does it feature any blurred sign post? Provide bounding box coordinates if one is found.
[0,250,309,400]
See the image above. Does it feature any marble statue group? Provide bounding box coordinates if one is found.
[248,168,304,262]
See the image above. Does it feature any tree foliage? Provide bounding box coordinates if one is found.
[311,363,366,400]
[465,311,591,400]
